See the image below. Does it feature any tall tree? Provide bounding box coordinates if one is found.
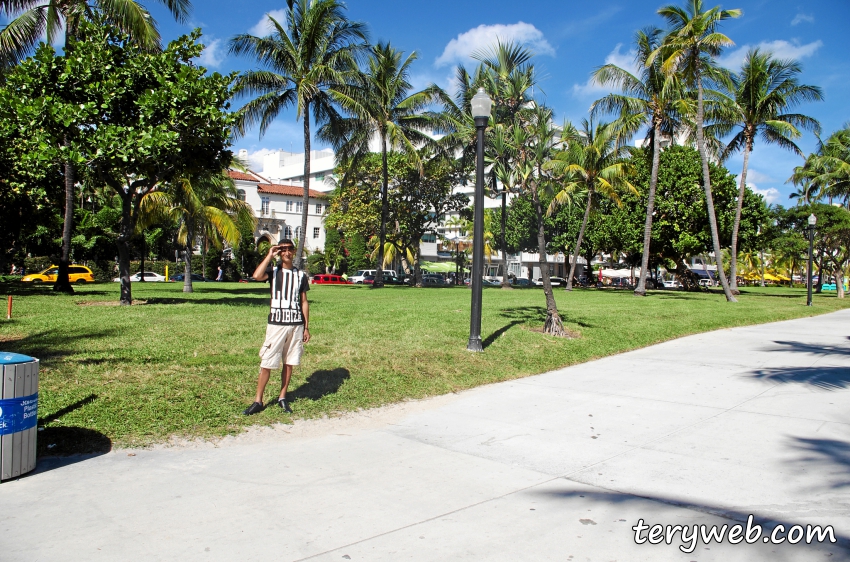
[710,48,822,292]
[592,27,686,296]
[229,0,367,269]
[139,172,255,292]
[653,0,741,302]
[0,0,192,293]
[319,41,442,287]
[790,125,850,207]
[545,119,636,291]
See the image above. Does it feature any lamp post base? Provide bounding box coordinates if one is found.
[467,337,483,352]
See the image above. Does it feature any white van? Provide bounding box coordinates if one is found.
[348,269,380,285]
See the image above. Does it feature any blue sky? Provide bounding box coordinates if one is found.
[141,1,848,205]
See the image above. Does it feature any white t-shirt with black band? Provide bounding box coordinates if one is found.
[265,265,309,325]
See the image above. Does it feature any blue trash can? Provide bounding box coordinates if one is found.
[0,353,38,481]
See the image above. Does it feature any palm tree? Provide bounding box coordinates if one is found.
[710,48,822,293]
[0,0,192,293]
[229,0,368,270]
[653,0,741,302]
[505,105,569,336]
[318,41,441,287]
[475,41,538,289]
[139,171,255,293]
[791,125,850,207]
[545,119,636,291]
[592,27,687,297]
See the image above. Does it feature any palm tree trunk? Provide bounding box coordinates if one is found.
[532,184,565,336]
[759,250,766,287]
[295,101,311,270]
[500,190,511,289]
[183,221,194,293]
[729,137,752,295]
[836,269,845,299]
[54,148,76,294]
[695,76,737,302]
[566,192,593,291]
[375,134,389,288]
[635,120,662,296]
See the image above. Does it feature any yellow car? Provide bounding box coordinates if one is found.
[22,265,95,284]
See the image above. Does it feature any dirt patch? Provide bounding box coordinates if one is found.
[76,300,147,306]
[525,325,582,338]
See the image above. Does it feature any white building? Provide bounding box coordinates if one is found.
[237,148,338,193]
[228,169,328,253]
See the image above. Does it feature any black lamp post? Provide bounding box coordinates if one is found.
[468,87,492,352]
[806,213,816,307]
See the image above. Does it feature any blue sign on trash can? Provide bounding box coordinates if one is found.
[1,352,39,481]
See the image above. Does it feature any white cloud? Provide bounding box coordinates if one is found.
[237,148,279,172]
[749,184,781,204]
[571,43,638,98]
[791,13,814,25]
[198,38,224,68]
[718,39,823,70]
[435,22,554,68]
[249,9,287,36]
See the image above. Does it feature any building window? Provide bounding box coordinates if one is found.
[236,189,246,201]
[421,233,436,243]
[313,227,320,239]
[261,197,270,215]
[285,200,293,212]
[295,226,301,239]
[315,203,322,214]
[296,201,303,213]
[315,173,324,181]
[284,226,292,238]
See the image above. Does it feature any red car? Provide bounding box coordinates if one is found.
[311,274,351,285]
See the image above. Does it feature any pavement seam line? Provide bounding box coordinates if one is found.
[290,475,562,562]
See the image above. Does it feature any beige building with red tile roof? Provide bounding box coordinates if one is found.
[228,169,329,253]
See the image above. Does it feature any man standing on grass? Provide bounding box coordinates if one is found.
[243,239,310,415]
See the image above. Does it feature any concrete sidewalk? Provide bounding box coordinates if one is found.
[2,310,850,561]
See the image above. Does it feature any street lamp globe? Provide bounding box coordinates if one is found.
[470,88,492,119]
[808,214,817,227]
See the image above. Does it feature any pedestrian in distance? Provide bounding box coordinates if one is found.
[243,239,311,415]
[216,265,223,282]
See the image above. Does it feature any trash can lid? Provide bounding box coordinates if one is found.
[0,352,35,365]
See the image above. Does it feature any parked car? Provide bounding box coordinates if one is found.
[350,269,396,284]
[422,275,447,287]
[311,274,351,285]
[362,274,403,285]
[610,277,633,289]
[511,278,532,287]
[533,276,566,287]
[22,265,95,284]
[169,273,209,282]
[113,271,167,282]
[482,278,501,287]
[662,279,682,289]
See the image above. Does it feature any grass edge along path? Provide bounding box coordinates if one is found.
[1,281,847,455]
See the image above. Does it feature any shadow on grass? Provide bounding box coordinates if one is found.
[790,437,850,490]
[3,329,123,363]
[499,306,594,329]
[288,368,350,401]
[531,488,850,554]
[748,366,850,390]
[483,321,522,349]
[144,296,267,307]
[31,394,111,472]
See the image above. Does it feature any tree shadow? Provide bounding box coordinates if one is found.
[748,366,850,390]
[2,329,122,363]
[144,296,267,307]
[789,437,850,490]
[287,368,350,401]
[39,394,97,426]
[532,488,850,554]
[766,340,850,358]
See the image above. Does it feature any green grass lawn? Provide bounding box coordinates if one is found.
[1,280,847,455]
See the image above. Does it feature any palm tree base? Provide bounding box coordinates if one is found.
[543,312,570,337]
[500,284,513,290]
[633,289,646,297]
